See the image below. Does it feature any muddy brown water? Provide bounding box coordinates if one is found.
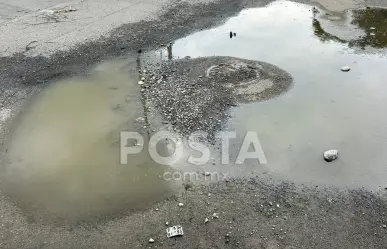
[1,58,172,222]
[2,1,387,222]
[155,1,387,189]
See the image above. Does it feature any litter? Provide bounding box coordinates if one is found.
[166,225,184,238]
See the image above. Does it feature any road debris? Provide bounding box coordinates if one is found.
[324,150,339,162]
[340,66,350,72]
[166,225,184,238]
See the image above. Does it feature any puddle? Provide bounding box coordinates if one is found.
[1,58,172,222]
[152,1,387,189]
[313,7,387,50]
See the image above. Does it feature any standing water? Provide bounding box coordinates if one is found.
[1,58,171,222]
[157,1,387,189]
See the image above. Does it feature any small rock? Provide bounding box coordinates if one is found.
[138,80,144,85]
[341,66,350,72]
[212,213,219,219]
[383,224,386,228]
[178,203,184,207]
[143,69,147,73]
[276,204,280,208]
[165,221,169,226]
[370,27,376,30]
[149,238,154,243]
[136,117,145,122]
[205,218,209,223]
[323,149,339,162]
[204,172,211,176]
[141,77,145,81]
[155,208,159,211]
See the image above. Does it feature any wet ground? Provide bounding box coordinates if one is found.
[1,0,387,248]
[1,58,173,223]
[150,1,387,189]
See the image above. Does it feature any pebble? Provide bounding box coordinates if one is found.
[178,203,184,207]
[323,149,339,162]
[149,238,154,243]
[165,221,169,226]
[383,224,386,228]
[212,213,219,219]
[141,77,145,81]
[340,66,350,72]
[138,80,144,85]
[205,218,209,223]
[204,172,211,176]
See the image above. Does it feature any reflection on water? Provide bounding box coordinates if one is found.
[314,7,387,49]
[158,1,387,189]
[1,59,171,222]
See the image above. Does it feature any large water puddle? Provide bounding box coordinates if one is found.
[1,58,171,222]
[2,0,387,223]
[154,1,387,189]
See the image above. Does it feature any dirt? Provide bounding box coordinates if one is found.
[1,0,387,248]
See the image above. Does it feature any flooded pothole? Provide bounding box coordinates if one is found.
[146,1,387,189]
[1,58,172,223]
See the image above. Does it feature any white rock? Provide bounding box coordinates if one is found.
[178,203,184,207]
[323,149,339,162]
[149,238,154,243]
[204,172,211,176]
[165,221,169,226]
[212,213,219,219]
[340,66,350,72]
[141,77,145,81]
[370,32,376,36]
[138,80,144,85]
[204,218,209,223]
[143,69,147,73]
[370,27,376,30]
